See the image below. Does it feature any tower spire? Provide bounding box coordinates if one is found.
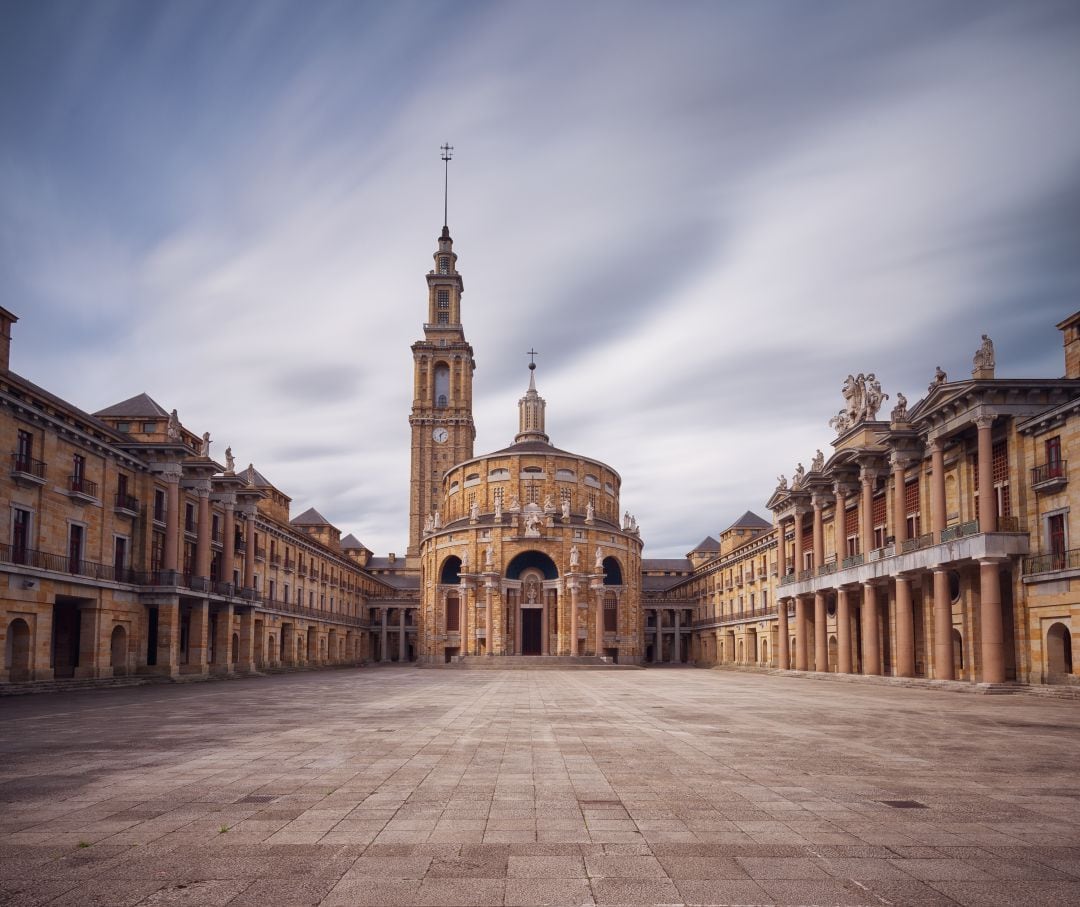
[440,142,453,229]
[515,350,549,445]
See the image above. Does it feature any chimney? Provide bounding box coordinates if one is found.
[0,308,17,372]
[388,552,396,565]
[1058,312,1080,379]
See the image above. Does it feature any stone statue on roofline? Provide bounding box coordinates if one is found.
[929,365,947,392]
[167,409,181,441]
[225,446,235,473]
[891,392,908,423]
[972,334,995,374]
[776,474,788,491]
[811,449,824,472]
[200,432,211,457]
[792,463,806,488]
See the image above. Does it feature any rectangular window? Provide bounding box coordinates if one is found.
[154,489,166,522]
[269,580,275,601]
[72,453,86,492]
[16,429,33,469]
[603,596,617,632]
[142,421,156,433]
[151,531,165,573]
[116,421,130,432]
[437,312,449,324]
[183,542,194,577]
[185,502,195,532]
[1049,513,1066,568]
[68,524,84,573]
[114,536,127,575]
[12,508,31,563]
[437,289,450,309]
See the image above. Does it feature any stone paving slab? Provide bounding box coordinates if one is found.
[1,667,1080,905]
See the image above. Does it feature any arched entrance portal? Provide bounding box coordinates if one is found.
[7,618,31,681]
[1047,623,1073,680]
[110,625,127,675]
[506,552,559,657]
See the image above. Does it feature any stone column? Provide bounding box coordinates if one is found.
[195,481,211,581]
[163,467,181,575]
[860,467,875,557]
[282,623,295,665]
[777,597,790,669]
[380,608,389,662]
[595,589,605,657]
[399,609,407,662]
[793,513,804,576]
[213,604,234,673]
[75,604,103,678]
[814,592,827,672]
[485,583,494,655]
[980,560,1005,683]
[794,597,808,671]
[933,568,954,680]
[929,438,946,542]
[833,484,847,561]
[569,581,579,656]
[652,610,660,663]
[862,584,880,675]
[188,600,210,675]
[155,601,181,676]
[837,587,852,674]
[812,495,825,570]
[222,498,236,588]
[541,592,550,655]
[895,575,915,678]
[674,609,682,663]
[243,510,256,592]
[976,416,997,533]
[891,455,908,546]
[237,607,255,673]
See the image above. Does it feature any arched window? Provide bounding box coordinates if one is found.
[434,364,449,408]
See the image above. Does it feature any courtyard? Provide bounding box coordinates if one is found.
[0,668,1078,906]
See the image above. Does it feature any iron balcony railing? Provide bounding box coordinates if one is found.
[11,453,46,478]
[68,475,98,498]
[284,558,295,572]
[0,542,139,583]
[114,492,139,513]
[234,540,247,553]
[841,553,864,569]
[255,546,267,561]
[901,532,934,553]
[1031,460,1067,486]
[1025,547,1080,576]
[941,519,979,542]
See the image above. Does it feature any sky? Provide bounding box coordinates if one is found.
[2,1,1080,558]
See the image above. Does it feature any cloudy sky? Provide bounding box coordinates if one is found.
[3,1,1079,558]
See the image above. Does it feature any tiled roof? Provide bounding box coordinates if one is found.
[93,392,169,418]
[689,535,721,553]
[292,507,332,526]
[243,463,273,487]
[723,510,772,532]
[642,558,693,572]
[339,533,365,550]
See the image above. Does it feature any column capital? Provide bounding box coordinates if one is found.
[859,465,880,484]
[155,462,183,482]
[833,480,858,499]
[927,436,944,454]
[811,492,829,510]
[889,451,915,471]
[974,414,995,431]
[186,478,212,497]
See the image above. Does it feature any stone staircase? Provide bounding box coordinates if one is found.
[432,655,641,670]
[0,675,166,697]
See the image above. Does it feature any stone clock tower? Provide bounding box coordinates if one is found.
[407,224,476,560]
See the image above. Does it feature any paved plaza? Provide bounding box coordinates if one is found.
[1,668,1079,906]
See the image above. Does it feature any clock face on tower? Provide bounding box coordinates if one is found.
[432,428,449,443]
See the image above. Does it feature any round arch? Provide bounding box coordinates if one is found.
[602,556,623,586]
[6,618,30,681]
[440,555,462,584]
[506,550,559,580]
[110,625,127,675]
[1047,622,1073,677]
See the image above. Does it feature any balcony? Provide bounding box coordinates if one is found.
[114,492,139,516]
[941,520,979,543]
[270,553,282,567]
[212,529,223,544]
[297,563,307,577]
[0,542,139,584]
[10,453,46,486]
[255,546,267,561]
[284,557,295,573]
[234,539,247,554]
[1031,460,1067,494]
[66,475,99,503]
[781,523,1030,598]
[901,532,934,554]
[1025,547,1080,577]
